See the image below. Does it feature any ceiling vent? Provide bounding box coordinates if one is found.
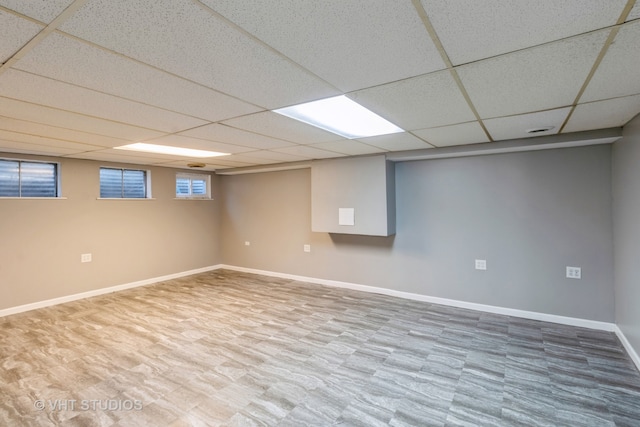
[526,126,555,134]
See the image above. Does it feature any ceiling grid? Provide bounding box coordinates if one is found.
[0,0,638,171]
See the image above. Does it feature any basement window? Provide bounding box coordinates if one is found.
[99,167,150,199]
[0,159,59,198]
[176,173,211,199]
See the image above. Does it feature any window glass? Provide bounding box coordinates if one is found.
[100,167,147,198]
[0,159,57,197]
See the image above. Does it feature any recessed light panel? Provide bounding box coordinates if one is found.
[274,95,404,139]
[115,143,229,158]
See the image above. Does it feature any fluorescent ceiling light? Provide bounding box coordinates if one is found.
[115,143,229,158]
[274,95,403,139]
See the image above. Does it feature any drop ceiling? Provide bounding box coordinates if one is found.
[0,0,639,171]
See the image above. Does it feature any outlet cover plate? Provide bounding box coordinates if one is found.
[566,266,581,279]
[475,259,487,270]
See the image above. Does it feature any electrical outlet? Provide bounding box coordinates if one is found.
[81,253,92,263]
[566,266,581,279]
[303,244,311,253]
[475,259,487,270]
[244,241,250,246]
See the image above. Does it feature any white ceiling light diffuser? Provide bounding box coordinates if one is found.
[274,95,404,139]
[114,143,229,158]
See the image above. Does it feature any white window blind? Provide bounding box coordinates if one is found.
[176,173,210,199]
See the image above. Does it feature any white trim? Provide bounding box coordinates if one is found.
[0,197,67,200]
[614,325,640,372]
[0,265,222,318]
[96,198,156,201]
[219,264,616,332]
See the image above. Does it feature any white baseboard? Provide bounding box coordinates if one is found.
[0,264,223,318]
[614,325,640,372]
[219,264,617,332]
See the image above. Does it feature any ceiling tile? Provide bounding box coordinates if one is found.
[232,150,308,163]
[457,30,610,119]
[0,115,128,148]
[627,3,640,21]
[563,95,640,132]
[220,154,282,166]
[356,133,433,151]
[14,33,262,122]
[483,108,571,141]
[350,70,476,130]
[179,124,293,150]
[0,96,165,141]
[0,139,86,156]
[59,0,339,109]
[272,145,345,160]
[144,134,254,155]
[422,0,627,65]
[0,0,75,23]
[413,122,489,147]
[309,140,386,156]
[157,160,246,171]
[581,21,640,102]
[0,129,113,152]
[203,0,445,92]
[0,69,207,133]
[65,150,172,165]
[222,111,345,144]
[0,11,43,63]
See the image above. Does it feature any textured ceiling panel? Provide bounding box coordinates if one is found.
[222,112,344,144]
[229,150,308,163]
[564,95,640,132]
[356,133,433,151]
[203,0,445,92]
[65,149,173,164]
[350,70,476,131]
[581,20,640,102]
[0,129,101,151]
[309,140,386,156]
[144,134,254,155]
[15,33,263,122]
[457,30,610,119]
[484,108,571,141]
[422,0,626,65]
[626,3,640,21]
[59,0,338,109]
[0,69,207,133]
[413,122,489,147]
[0,139,88,156]
[272,145,344,159]
[0,11,43,63]
[0,97,165,141]
[179,124,293,150]
[0,116,127,148]
[0,0,75,23]
[0,2,637,169]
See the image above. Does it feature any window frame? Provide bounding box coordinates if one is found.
[175,172,212,200]
[98,166,152,200]
[0,157,62,199]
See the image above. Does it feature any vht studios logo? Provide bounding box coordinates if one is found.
[34,399,143,412]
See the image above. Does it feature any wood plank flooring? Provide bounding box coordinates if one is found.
[1,269,639,426]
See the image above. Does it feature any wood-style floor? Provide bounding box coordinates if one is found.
[1,269,639,426]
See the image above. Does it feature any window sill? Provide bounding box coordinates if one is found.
[174,198,214,201]
[0,197,67,200]
[97,198,156,201]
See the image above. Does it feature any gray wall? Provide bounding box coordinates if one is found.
[221,145,614,321]
[613,114,640,354]
[0,153,222,310]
